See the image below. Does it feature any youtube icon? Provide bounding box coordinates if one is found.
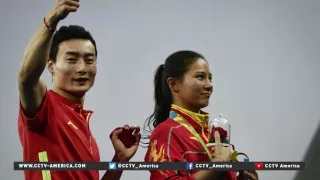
[254,162,264,170]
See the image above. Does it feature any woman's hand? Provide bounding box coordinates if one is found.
[211,131,233,162]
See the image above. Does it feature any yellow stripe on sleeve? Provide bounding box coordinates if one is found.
[38,151,52,180]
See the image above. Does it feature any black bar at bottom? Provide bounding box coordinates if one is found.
[14,162,305,171]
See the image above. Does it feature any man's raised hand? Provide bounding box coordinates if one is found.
[46,0,80,27]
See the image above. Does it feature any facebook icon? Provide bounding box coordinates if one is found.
[186,163,193,170]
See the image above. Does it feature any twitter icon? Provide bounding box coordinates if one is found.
[109,162,117,170]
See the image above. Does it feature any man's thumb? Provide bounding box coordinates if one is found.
[111,128,122,140]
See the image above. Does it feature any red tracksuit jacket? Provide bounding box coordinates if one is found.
[145,104,237,180]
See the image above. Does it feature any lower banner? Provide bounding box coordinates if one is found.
[14,162,305,171]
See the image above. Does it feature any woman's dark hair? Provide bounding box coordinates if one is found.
[141,50,205,147]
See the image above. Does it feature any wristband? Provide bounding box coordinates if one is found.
[43,17,56,32]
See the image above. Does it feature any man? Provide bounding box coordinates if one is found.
[18,0,140,179]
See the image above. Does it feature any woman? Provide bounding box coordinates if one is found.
[143,50,258,180]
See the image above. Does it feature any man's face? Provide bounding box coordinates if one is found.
[49,39,97,97]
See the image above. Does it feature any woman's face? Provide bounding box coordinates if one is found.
[173,58,213,111]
